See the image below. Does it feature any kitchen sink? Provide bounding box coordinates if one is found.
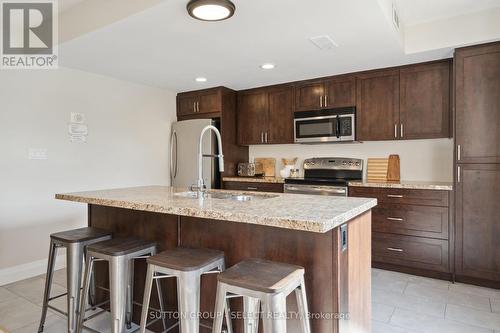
[174,191,278,201]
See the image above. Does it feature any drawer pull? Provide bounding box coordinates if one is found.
[247,187,258,190]
[386,217,404,222]
[387,194,404,198]
[387,247,404,252]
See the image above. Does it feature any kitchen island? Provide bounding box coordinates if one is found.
[56,186,376,333]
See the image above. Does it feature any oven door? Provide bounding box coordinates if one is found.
[294,115,339,143]
[284,184,348,196]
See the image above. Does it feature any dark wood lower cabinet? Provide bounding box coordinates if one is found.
[455,164,500,288]
[349,186,453,280]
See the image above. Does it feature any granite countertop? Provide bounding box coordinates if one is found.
[222,176,285,184]
[348,180,453,191]
[56,186,377,233]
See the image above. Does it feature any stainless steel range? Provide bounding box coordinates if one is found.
[284,157,363,197]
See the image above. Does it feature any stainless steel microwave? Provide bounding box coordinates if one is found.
[294,107,356,143]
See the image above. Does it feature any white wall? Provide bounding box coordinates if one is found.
[250,139,454,182]
[0,67,176,284]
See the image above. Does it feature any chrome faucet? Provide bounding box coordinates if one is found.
[191,125,224,193]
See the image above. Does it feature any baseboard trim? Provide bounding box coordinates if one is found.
[0,255,66,286]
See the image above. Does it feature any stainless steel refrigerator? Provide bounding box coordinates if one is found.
[170,119,220,189]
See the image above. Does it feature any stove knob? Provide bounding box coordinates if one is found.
[342,161,347,165]
[356,162,360,166]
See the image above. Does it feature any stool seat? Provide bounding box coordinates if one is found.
[87,237,156,256]
[50,227,111,243]
[218,258,304,293]
[147,247,224,271]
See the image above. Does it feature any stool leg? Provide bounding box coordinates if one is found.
[88,266,97,309]
[244,297,260,333]
[76,254,94,333]
[212,283,226,333]
[295,278,311,333]
[139,264,155,333]
[38,240,58,333]
[155,272,168,331]
[218,261,233,333]
[67,242,84,333]
[177,272,201,333]
[109,256,129,333]
[126,259,135,329]
[262,294,287,333]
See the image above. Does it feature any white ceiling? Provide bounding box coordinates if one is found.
[59,0,494,92]
[396,0,500,26]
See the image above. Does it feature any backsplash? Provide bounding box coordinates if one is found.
[249,138,454,182]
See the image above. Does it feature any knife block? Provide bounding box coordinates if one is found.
[387,154,401,181]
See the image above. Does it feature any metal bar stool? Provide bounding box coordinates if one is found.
[38,227,112,333]
[76,237,167,333]
[212,258,311,333]
[139,247,233,333]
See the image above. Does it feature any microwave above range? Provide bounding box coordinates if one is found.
[294,107,356,143]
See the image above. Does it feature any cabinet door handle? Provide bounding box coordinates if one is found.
[457,145,461,161]
[400,124,404,138]
[197,102,200,113]
[387,247,404,252]
[265,132,268,143]
[457,166,461,183]
[193,102,197,113]
[324,95,328,107]
[261,132,264,143]
[387,217,404,222]
[394,124,398,138]
[319,96,323,108]
[247,186,258,190]
[387,194,404,198]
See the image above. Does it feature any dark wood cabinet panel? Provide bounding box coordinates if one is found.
[177,94,198,117]
[198,91,221,114]
[455,43,500,163]
[372,204,449,239]
[349,186,449,207]
[295,81,324,111]
[455,164,500,282]
[223,181,284,193]
[324,77,356,108]
[177,88,223,119]
[400,61,451,139]
[356,70,400,141]
[268,87,294,144]
[373,233,449,273]
[237,90,268,145]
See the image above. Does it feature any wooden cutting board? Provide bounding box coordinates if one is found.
[254,158,276,177]
[387,154,401,181]
[367,158,389,181]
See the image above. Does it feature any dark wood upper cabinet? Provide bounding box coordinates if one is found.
[455,164,500,283]
[268,86,294,144]
[356,69,400,141]
[295,81,324,111]
[177,87,223,118]
[324,76,356,108]
[237,90,268,145]
[237,85,294,145]
[400,61,451,139]
[295,77,355,112]
[455,43,500,164]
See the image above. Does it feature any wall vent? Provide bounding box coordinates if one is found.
[309,35,338,50]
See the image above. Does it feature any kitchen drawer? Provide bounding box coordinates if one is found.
[373,204,449,239]
[349,186,449,207]
[223,181,284,193]
[373,233,449,272]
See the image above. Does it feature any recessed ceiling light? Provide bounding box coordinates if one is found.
[260,63,275,70]
[187,0,236,21]
[195,77,207,82]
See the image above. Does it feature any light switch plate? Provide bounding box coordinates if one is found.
[29,148,48,160]
[70,112,85,124]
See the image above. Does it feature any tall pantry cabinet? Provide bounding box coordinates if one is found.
[454,42,500,288]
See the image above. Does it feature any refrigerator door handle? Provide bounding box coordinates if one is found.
[170,130,178,181]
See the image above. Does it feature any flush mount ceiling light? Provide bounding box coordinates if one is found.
[260,63,275,70]
[187,0,236,21]
[195,77,207,82]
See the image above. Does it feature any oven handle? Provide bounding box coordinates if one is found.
[285,184,347,195]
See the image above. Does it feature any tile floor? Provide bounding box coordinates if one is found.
[1,268,500,332]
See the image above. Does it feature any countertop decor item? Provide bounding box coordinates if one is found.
[366,158,389,181]
[280,158,298,178]
[387,154,401,181]
[254,157,276,177]
[237,162,264,177]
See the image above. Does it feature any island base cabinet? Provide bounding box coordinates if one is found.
[88,204,372,333]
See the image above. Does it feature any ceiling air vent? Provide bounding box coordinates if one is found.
[309,35,338,50]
